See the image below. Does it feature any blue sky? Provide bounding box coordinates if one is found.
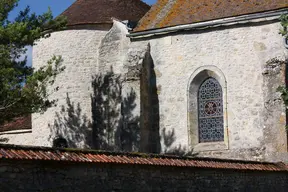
[10,0,157,67]
[10,0,157,19]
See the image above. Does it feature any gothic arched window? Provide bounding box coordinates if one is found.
[198,77,224,143]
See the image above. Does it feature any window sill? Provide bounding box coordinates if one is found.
[193,141,228,152]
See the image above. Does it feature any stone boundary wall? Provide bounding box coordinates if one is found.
[0,159,287,192]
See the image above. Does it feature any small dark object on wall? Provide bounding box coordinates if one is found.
[53,137,68,148]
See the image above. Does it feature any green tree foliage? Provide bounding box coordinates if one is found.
[277,14,288,107]
[0,0,66,124]
[280,14,288,39]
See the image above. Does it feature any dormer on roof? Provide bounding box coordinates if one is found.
[61,0,151,27]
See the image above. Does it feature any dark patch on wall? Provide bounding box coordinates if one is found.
[49,68,141,151]
[285,59,288,151]
[140,45,161,153]
[0,159,288,192]
[91,68,140,152]
[48,94,92,149]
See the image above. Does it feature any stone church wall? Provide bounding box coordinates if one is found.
[0,15,287,162]
[91,20,142,151]
[0,20,146,152]
[0,27,108,148]
[0,159,287,191]
[132,19,288,160]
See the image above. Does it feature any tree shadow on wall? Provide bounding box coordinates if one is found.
[48,93,92,148]
[284,58,288,149]
[91,68,140,152]
[48,68,141,151]
[120,90,140,151]
[161,128,196,156]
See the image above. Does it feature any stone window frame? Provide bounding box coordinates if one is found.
[187,66,229,152]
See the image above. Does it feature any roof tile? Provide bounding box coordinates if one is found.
[0,144,287,172]
[0,115,31,132]
[134,0,288,32]
[61,0,151,26]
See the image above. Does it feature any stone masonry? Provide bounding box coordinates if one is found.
[0,7,287,163]
[128,18,288,161]
[0,26,109,148]
[0,159,288,192]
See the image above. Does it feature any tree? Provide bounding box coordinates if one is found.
[276,14,288,106]
[0,0,66,124]
[280,14,288,39]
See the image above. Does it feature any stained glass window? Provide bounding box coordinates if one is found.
[198,77,224,143]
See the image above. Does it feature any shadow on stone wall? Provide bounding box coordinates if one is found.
[48,68,140,151]
[91,68,140,152]
[0,137,9,143]
[139,45,161,153]
[48,45,195,155]
[161,128,195,156]
[120,90,140,151]
[49,70,140,151]
[48,94,92,148]
[285,59,288,151]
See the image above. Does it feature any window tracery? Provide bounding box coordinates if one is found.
[197,77,224,142]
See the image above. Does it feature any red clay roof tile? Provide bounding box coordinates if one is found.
[0,144,287,172]
[61,0,151,26]
[134,0,288,32]
[0,115,31,132]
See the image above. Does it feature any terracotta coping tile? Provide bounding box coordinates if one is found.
[0,144,287,172]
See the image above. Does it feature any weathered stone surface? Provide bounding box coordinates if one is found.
[138,20,287,160]
[1,159,288,191]
[98,20,130,74]
[1,14,287,162]
[123,41,150,80]
[0,28,108,148]
[262,58,288,161]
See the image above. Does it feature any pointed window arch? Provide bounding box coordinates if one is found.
[188,66,228,151]
[198,77,224,142]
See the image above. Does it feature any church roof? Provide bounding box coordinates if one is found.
[61,0,151,26]
[134,0,288,32]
